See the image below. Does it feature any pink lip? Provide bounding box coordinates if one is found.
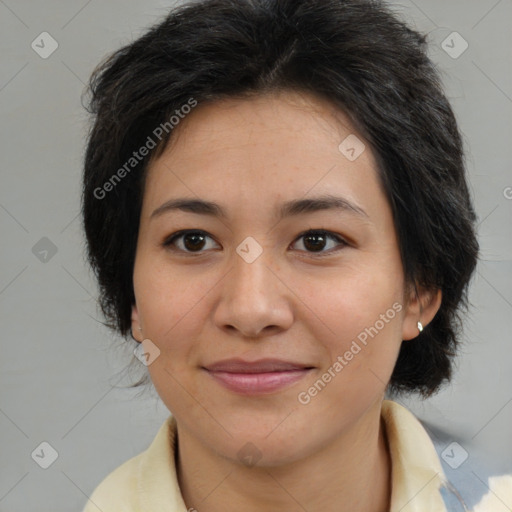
[203,358,314,395]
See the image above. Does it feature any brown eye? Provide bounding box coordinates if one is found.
[163,230,220,253]
[163,229,347,257]
[292,230,348,255]
[302,233,328,252]
[182,233,206,251]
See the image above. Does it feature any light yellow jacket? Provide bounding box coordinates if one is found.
[82,400,512,511]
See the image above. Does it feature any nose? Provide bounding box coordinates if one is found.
[212,249,294,339]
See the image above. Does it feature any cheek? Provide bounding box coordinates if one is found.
[294,261,403,337]
[133,255,209,359]
[136,264,211,416]
[293,263,404,385]
[296,298,403,425]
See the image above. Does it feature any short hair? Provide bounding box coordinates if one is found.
[82,0,479,397]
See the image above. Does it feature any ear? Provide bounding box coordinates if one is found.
[402,286,442,341]
[131,303,143,342]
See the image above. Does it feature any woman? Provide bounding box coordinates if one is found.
[81,0,510,510]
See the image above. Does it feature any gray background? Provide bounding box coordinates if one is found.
[0,1,511,510]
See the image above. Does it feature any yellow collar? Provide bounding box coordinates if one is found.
[134,400,448,511]
[381,400,447,511]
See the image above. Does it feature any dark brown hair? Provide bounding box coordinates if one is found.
[82,0,479,397]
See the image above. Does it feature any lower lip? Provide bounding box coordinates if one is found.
[205,369,312,395]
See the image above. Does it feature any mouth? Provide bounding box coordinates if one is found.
[202,358,315,395]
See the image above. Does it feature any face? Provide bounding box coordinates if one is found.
[131,91,425,466]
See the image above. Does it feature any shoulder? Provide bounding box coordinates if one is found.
[472,475,512,512]
[419,415,512,512]
[82,414,179,512]
[382,400,512,511]
[82,451,145,512]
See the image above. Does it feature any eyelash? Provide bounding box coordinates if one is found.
[162,229,349,258]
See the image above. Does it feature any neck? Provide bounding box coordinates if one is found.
[176,399,391,512]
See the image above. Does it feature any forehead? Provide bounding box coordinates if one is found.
[142,91,387,223]
[155,91,364,163]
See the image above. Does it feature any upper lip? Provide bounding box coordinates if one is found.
[203,358,314,373]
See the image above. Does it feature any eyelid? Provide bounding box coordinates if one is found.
[162,228,350,256]
[290,229,349,256]
[163,229,221,253]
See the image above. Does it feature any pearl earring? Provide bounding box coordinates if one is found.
[417,321,423,333]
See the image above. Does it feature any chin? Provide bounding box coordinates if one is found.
[219,435,310,469]
[207,416,315,466]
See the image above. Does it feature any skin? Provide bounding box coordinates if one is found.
[131,90,442,512]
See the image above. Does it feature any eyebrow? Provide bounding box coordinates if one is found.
[150,194,369,221]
